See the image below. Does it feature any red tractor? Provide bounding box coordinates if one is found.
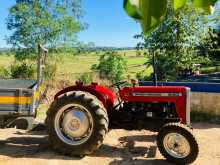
[46,80,199,165]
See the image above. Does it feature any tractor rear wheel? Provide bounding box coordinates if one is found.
[46,91,108,156]
[157,123,199,165]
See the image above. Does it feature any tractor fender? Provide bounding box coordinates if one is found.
[54,84,114,110]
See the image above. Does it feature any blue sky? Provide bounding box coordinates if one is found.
[0,0,141,48]
[0,1,15,48]
[0,1,219,48]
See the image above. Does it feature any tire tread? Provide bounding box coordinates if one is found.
[46,91,108,156]
[157,122,199,165]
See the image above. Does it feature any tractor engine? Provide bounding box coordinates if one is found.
[109,101,179,130]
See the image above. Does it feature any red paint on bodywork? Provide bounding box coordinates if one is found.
[54,83,114,110]
[119,86,188,123]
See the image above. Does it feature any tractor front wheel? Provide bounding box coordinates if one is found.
[157,123,199,165]
[46,91,108,156]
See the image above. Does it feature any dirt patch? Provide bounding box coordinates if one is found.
[0,123,220,165]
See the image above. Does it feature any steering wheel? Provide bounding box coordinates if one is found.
[110,81,127,89]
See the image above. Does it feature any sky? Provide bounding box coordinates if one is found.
[0,0,141,48]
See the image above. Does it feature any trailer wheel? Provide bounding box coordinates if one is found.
[157,123,199,165]
[46,91,108,156]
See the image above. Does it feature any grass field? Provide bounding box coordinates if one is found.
[1,50,220,82]
[0,55,15,68]
[56,52,150,81]
[0,50,151,82]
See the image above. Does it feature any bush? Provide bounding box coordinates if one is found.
[77,72,93,84]
[94,51,127,83]
[91,64,98,70]
[11,62,35,79]
[136,69,152,81]
[136,51,142,57]
[0,67,10,79]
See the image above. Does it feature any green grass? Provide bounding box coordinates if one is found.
[56,54,99,81]
[53,51,150,81]
[0,50,151,81]
[127,57,147,66]
[0,55,15,68]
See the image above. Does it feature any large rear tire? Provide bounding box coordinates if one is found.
[46,91,108,156]
[157,123,199,165]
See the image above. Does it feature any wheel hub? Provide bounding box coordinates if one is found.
[54,104,94,146]
[62,108,90,138]
[69,118,80,131]
[163,133,190,158]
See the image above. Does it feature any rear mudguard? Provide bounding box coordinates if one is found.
[54,83,114,111]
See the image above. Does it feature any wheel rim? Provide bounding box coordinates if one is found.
[54,103,94,146]
[163,133,191,158]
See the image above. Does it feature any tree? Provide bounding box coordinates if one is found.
[198,27,219,59]
[7,0,83,60]
[136,4,213,80]
[93,52,127,83]
[74,42,96,55]
[214,7,220,57]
